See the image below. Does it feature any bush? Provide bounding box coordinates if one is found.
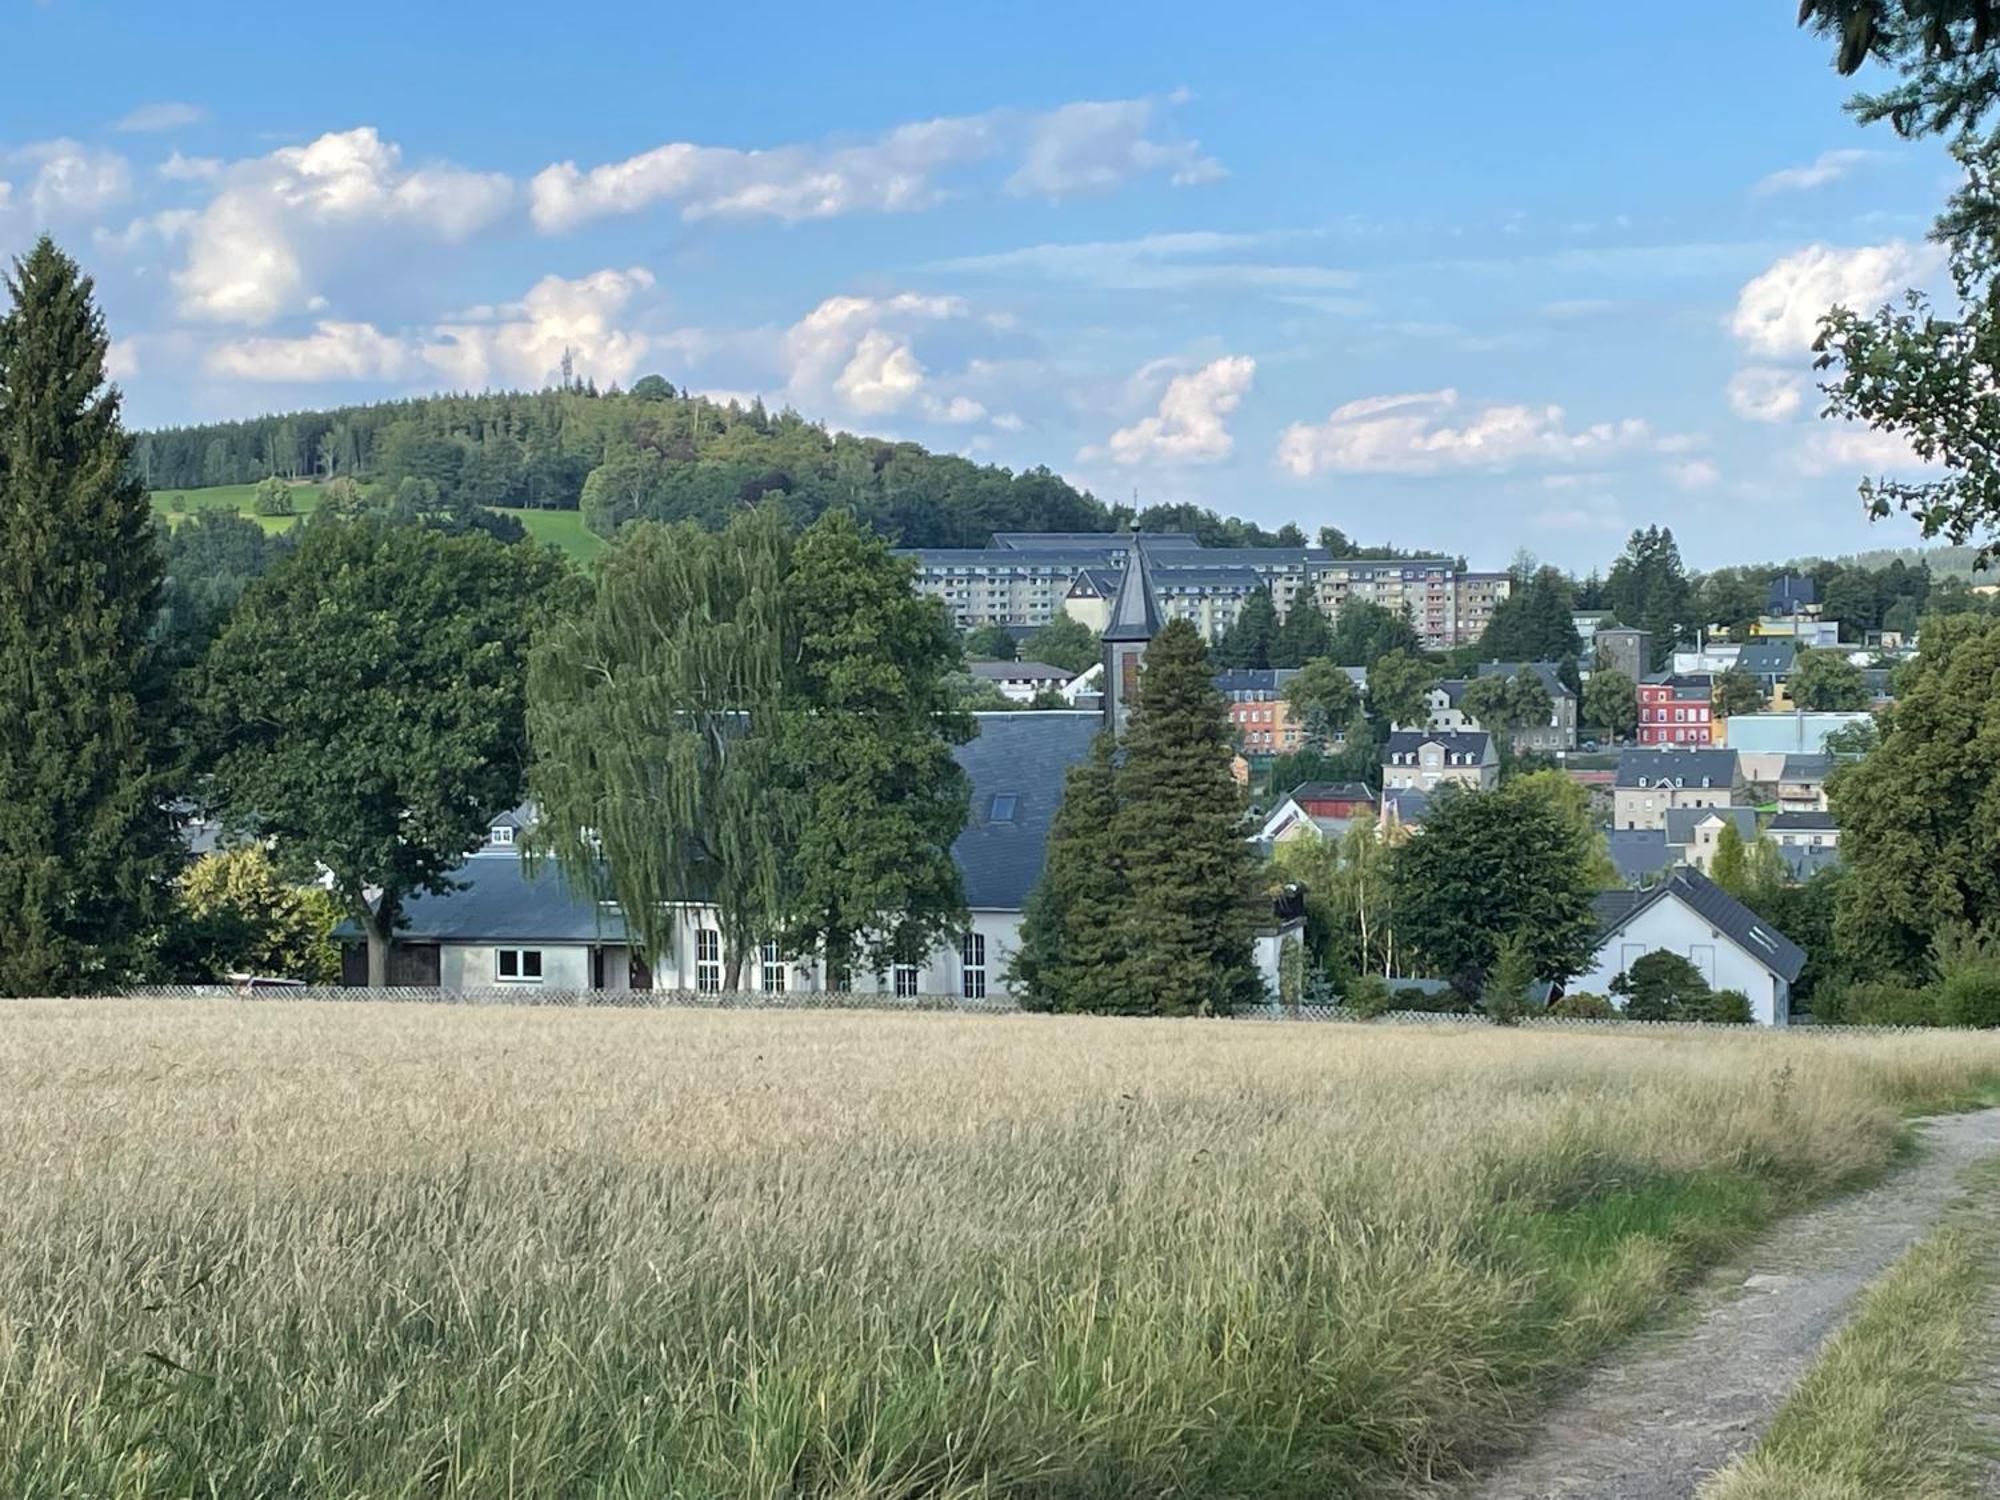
[1820,980,1939,1027]
[1347,973,1393,1018]
[1611,951,1710,1022]
[1550,990,1616,1019]
[253,475,295,517]
[1394,985,1474,1014]
[1935,967,2000,1029]
[1691,988,1754,1025]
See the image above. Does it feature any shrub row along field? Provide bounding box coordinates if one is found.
[149,484,607,561]
[2,1002,1998,1498]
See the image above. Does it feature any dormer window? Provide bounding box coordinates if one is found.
[490,824,514,846]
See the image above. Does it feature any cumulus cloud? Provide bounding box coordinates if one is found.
[1793,423,1938,476]
[425,267,655,389]
[1752,148,1879,197]
[113,102,207,133]
[1729,241,1933,358]
[158,151,222,182]
[1668,458,1720,490]
[782,292,968,416]
[529,93,1216,232]
[1005,97,1222,198]
[8,140,132,220]
[173,127,514,325]
[1276,389,1652,477]
[1096,355,1255,465]
[202,266,656,389]
[91,208,197,254]
[1728,366,1807,423]
[208,320,416,382]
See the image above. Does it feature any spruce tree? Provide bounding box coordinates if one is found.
[1011,732,1134,1012]
[0,238,176,992]
[1114,618,1262,1015]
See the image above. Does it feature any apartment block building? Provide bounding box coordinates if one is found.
[903,533,1509,649]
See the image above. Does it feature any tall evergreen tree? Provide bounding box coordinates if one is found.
[0,238,176,992]
[1114,618,1263,1015]
[1011,733,1134,1011]
[1212,587,1277,669]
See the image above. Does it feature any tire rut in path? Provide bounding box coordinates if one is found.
[1457,1107,2000,1500]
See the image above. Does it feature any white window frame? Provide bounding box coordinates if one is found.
[961,932,987,999]
[893,963,920,998]
[760,940,786,995]
[490,824,515,846]
[496,947,543,984]
[696,929,722,993]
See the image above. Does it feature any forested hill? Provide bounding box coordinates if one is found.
[135,381,1310,550]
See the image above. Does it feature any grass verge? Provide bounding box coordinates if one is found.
[1698,1164,2000,1500]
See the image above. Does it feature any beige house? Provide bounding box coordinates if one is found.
[1665,806,1759,875]
[1381,731,1499,793]
[1613,748,1743,831]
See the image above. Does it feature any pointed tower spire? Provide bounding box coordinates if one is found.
[1101,526,1163,735]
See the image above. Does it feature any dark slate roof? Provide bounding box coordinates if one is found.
[1769,575,1817,611]
[1066,566,1119,599]
[1432,678,1469,709]
[1779,754,1834,784]
[1615,747,1739,789]
[341,853,632,944]
[1608,829,1674,885]
[1736,639,1798,677]
[993,530,1202,551]
[1474,660,1575,699]
[951,710,1101,909]
[1380,788,1432,825]
[969,660,1071,682]
[1664,805,1759,847]
[1778,844,1842,881]
[1768,810,1838,831]
[1153,565,1265,590]
[1214,668,1300,698]
[490,802,536,832]
[1383,730,1493,762]
[1596,868,1808,983]
[1101,532,1166,644]
[1290,780,1375,803]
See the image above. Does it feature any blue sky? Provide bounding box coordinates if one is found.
[0,0,1962,569]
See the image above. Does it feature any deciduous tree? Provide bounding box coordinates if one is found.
[1367,649,1435,731]
[1791,649,1871,711]
[1285,657,1360,748]
[1710,669,1766,720]
[206,518,574,985]
[1583,668,1639,741]
[1023,613,1100,675]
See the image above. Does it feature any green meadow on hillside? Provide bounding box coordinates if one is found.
[148,484,605,562]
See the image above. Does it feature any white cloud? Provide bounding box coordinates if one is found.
[1729,241,1933,358]
[173,127,514,324]
[1728,366,1807,423]
[1005,97,1222,198]
[91,208,196,253]
[200,266,657,390]
[1276,389,1652,476]
[1752,148,1879,197]
[208,320,416,382]
[1794,423,1938,476]
[424,266,655,389]
[9,140,132,220]
[1668,458,1720,489]
[158,151,222,182]
[113,102,207,133]
[529,93,1216,232]
[1097,355,1255,465]
[104,338,140,380]
[782,292,967,416]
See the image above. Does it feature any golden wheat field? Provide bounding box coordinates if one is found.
[2,999,1998,1499]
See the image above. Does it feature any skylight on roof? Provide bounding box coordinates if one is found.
[988,793,1018,823]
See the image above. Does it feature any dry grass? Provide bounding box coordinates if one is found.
[2,1001,1998,1498]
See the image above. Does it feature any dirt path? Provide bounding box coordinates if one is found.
[1459,1108,2000,1500]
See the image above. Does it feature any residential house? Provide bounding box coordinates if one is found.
[1382,731,1499,792]
[1734,639,1797,709]
[1593,626,1654,682]
[1608,828,1675,886]
[1719,712,1874,758]
[1767,810,1840,850]
[1379,787,1432,830]
[1577,868,1807,1025]
[1217,668,1303,755]
[1613,747,1743,831]
[1664,806,1760,875]
[1637,674,1715,746]
[1767,574,1819,617]
[1473,660,1578,752]
[1778,754,1834,813]
[969,660,1074,703]
[1292,781,1378,819]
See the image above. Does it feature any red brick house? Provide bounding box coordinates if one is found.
[1638,674,1714,747]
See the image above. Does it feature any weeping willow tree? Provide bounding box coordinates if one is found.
[526,507,794,988]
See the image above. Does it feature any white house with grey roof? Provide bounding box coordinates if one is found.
[1382,730,1498,792]
[1613,747,1743,831]
[1578,869,1807,1026]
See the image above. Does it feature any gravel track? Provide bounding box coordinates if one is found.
[1458,1108,2000,1500]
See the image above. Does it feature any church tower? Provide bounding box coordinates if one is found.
[1101,527,1163,736]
